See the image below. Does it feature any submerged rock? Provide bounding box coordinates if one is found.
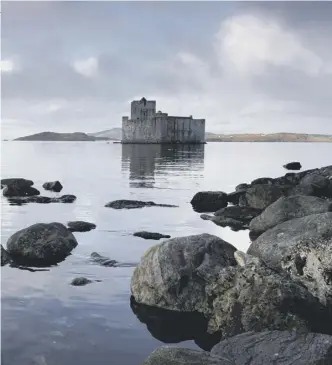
[6,222,78,267]
[190,191,228,213]
[90,252,118,267]
[42,180,63,192]
[67,221,96,232]
[71,277,93,286]
[1,245,12,266]
[211,331,332,365]
[248,212,332,305]
[133,231,171,240]
[283,161,302,171]
[105,199,178,209]
[249,195,332,236]
[53,194,76,203]
[131,233,237,312]
[7,194,77,206]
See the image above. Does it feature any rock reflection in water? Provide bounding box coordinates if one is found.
[130,296,221,351]
[121,144,205,188]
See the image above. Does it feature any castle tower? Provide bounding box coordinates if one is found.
[130,97,156,121]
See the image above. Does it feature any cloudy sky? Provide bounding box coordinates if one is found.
[1,1,332,139]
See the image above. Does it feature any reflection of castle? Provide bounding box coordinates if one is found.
[121,144,204,188]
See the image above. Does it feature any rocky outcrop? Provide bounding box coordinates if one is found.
[190,192,228,213]
[6,222,78,266]
[248,212,332,305]
[42,181,63,192]
[7,194,77,206]
[1,245,12,266]
[284,161,302,170]
[133,231,171,240]
[67,221,96,232]
[105,200,178,209]
[71,277,93,286]
[239,184,284,210]
[249,195,332,236]
[131,234,237,312]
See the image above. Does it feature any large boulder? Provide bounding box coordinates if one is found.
[205,252,332,336]
[190,192,228,213]
[249,195,332,236]
[1,178,34,188]
[211,331,332,365]
[239,184,284,210]
[42,180,63,192]
[3,185,40,197]
[296,172,332,198]
[131,234,237,312]
[248,212,332,305]
[6,222,78,266]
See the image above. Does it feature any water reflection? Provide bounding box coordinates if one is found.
[121,144,205,188]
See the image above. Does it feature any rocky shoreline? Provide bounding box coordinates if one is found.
[1,164,332,363]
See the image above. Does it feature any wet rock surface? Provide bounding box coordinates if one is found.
[6,222,78,267]
[67,221,96,232]
[133,231,171,240]
[105,199,178,209]
[190,191,228,213]
[42,180,63,192]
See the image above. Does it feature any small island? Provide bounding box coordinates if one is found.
[14,132,110,142]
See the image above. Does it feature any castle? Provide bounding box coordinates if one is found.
[121,97,205,144]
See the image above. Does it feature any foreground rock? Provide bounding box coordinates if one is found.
[284,161,302,170]
[131,234,237,312]
[211,331,332,365]
[190,191,228,213]
[1,245,12,266]
[133,231,171,240]
[143,331,332,365]
[6,223,78,266]
[201,206,262,231]
[7,194,77,206]
[42,180,63,192]
[71,277,93,286]
[105,199,178,209]
[248,212,332,305]
[67,221,96,232]
[249,195,332,236]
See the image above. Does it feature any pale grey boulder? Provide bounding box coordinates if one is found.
[248,212,332,305]
[131,234,237,312]
[211,331,332,365]
[249,195,332,236]
[6,222,78,266]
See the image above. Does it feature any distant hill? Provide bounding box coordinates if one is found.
[206,133,332,142]
[14,132,110,141]
[88,128,122,140]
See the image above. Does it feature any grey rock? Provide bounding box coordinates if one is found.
[131,234,237,312]
[7,195,76,206]
[6,222,78,266]
[227,191,246,205]
[190,192,228,213]
[42,181,63,192]
[235,183,249,192]
[205,254,332,336]
[141,347,225,365]
[201,214,248,231]
[297,172,332,198]
[1,244,12,266]
[90,252,118,267]
[53,194,76,203]
[3,185,40,197]
[133,231,171,240]
[71,277,92,286]
[239,184,284,210]
[1,178,34,188]
[211,331,332,365]
[248,212,332,305]
[105,199,178,209]
[283,161,302,170]
[251,177,274,185]
[67,221,96,232]
[249,195,332,236]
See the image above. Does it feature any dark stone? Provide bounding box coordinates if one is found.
[52,194,77,203]
[190,191,228,213]
[105,199,178,209]
[1,178,34,188]
[42,181,63,192]
[67,221,96,232]
[3,185,40,197]
[71,277,93,286]
[1,245,12,266]
[201,214,248,231]
[297,172,332,198]
[227,190,246,205]
[283,161,302,170]
[6,222,78,267]
[90,252,118,267]
[6,195,76,206]
[248,212,332,305]
[211,331,332,365]
[133,231,171,240]
[239,184,283,210]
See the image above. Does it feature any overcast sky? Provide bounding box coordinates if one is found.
[1,1,332,139]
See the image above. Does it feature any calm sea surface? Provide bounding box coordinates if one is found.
[1,142,331,365]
